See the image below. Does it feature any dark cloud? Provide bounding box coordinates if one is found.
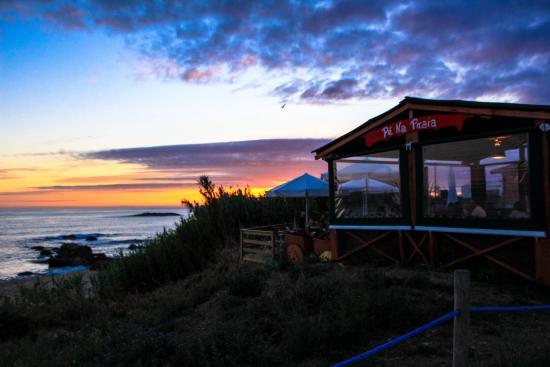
[80,138,330,168]
[3,0,550,103]
[33,183,193,191]
[43,3,86,29]
[301,78,364,101]
[79,138,331,187]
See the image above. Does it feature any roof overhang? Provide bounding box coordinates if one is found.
[313,96,550,160]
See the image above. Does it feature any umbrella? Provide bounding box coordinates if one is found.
[338,177,398,216]
[267,173,329,231]
[339,177,399,193]
[334,161,398,182]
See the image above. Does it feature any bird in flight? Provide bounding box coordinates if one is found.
[281,103,286,109]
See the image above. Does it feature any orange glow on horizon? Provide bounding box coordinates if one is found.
[0,148,326,207]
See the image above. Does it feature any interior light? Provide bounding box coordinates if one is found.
[491,137,506,159]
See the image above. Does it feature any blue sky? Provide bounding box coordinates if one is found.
[0,0,548,206]
[1,9,392,155]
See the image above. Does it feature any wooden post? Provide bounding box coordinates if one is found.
[407,109,419,226]
[453,270,471,367]
[535,129,550,284]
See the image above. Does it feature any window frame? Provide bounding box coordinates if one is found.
[414,128,545,232]
[328,145,411,227]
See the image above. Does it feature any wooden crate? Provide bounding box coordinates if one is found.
[240,228,278,264]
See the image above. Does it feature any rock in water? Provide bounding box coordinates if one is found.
[58,243,93,259]
[17,271,33,277]
[47,243,110,268]
[131,212,181,217]
[48,257,86,267]
[39,249,53,257]
[62,234,77,240]
[30,246,45,251]
[48,243,95,267]
[85,236,98,241]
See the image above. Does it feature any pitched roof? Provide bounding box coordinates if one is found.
[313,96,550,159]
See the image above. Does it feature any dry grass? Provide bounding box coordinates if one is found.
[1,250,550,366]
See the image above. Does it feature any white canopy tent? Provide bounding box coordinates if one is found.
[338,177,399,193]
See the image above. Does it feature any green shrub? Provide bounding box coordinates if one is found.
[97,175,304,296]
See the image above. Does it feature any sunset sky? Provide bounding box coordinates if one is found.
[1,1,549,207]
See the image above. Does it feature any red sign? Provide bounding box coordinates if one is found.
[364,114,471,146]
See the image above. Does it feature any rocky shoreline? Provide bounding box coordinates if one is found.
[18,242,112,278]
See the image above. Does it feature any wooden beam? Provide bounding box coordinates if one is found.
[370,246,400,264]
[535,128,550,283]
[243,248,272,255]
[337,231,392,261]
[407,109,419,227]
[242,238,273,246]
[408,103,550,120]
[543,126,550,231]
[441,237,522,269]
[404,231,429,264]
[445,234,536,282]
[346,231,399,263]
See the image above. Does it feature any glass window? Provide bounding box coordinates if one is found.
[423,133,530,220]
[334,150,401,219]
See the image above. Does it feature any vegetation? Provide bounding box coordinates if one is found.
[2,256,550,366]
[97,176,313,296]
[1,177,550,366]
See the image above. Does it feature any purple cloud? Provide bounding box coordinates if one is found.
[3,0,550,103]
[77,138,331,187]
[80,138,329,168]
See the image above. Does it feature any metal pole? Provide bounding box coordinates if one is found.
[453,269,471,367]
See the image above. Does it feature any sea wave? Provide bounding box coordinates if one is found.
[37,233,110,241]
[30,234,150,248]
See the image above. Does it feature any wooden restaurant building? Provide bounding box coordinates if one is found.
[313,97,550,284]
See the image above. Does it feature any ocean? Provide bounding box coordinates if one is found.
[0,207,189,280]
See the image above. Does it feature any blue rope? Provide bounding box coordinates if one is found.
[330,310,460,367]
[331,304,550,367]
[471,305,550,313]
